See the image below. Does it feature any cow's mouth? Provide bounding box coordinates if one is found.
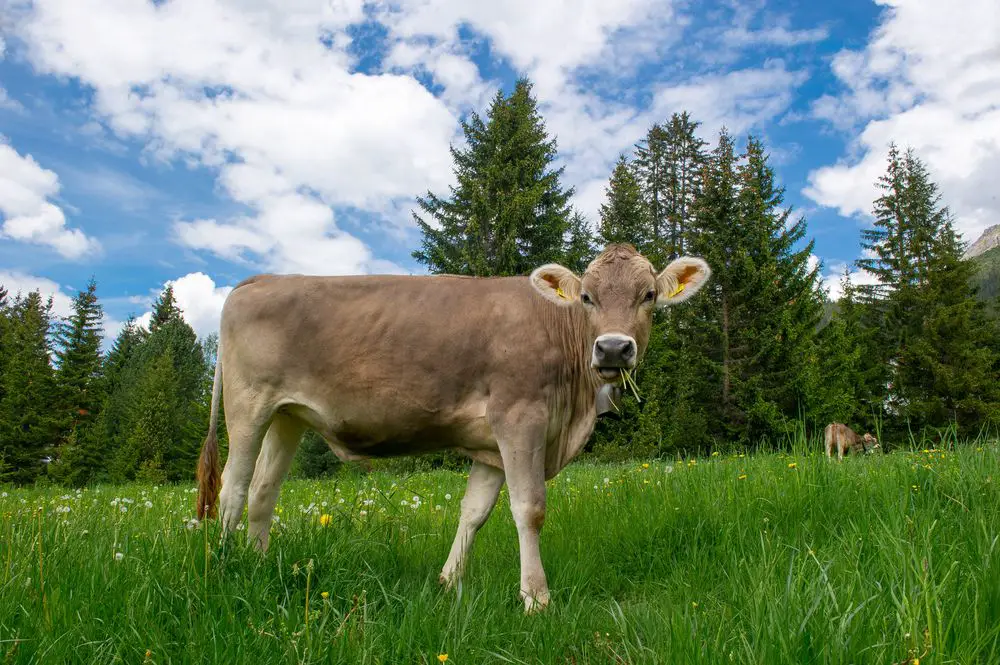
[595,367,623,381]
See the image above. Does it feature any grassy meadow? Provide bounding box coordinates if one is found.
[3,444,1000,664]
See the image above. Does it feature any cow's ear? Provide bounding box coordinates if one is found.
[530,263,581,306]
[655,256,711,307]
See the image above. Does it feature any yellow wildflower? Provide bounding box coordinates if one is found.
[691,601,698,609]
[642,463,650,469]
[319,514,332,527]
[738,474,747,480]
[711,451,719,457]
[438,654,449,663]
[321,591,330,599]
[788,462,797,469]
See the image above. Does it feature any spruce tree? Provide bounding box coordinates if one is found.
[49,279,106,485]
[563,210,597,273]
[676,131,825,445]
[105,287,207,482]
[0,286,9,411]
[634,123,669,264]
[0,291,59,483]
[412,78,573,276]
[598,155,648,250]
[860,150,1000,436]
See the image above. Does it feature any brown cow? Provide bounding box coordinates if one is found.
[824,422,880,460]
[195,244,711,613]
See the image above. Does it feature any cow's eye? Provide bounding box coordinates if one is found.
[644,290,656,302]
[581,293,593,305]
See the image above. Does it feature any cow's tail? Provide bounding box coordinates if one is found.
[196,354,224,520]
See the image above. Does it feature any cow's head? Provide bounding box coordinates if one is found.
[862,433,880,453]
[530,244,711,382]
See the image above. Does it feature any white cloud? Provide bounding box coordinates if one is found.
[136,272,232,339]
[8,0,817,274]
[805,0,1000,244]
[0,139,100,258]
[0,270,74,316]
[723,25,829,49]
[13,0,458,276]
[0,269,126,348]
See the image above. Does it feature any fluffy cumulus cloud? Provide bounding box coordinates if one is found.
[805,0,1000,244]
[136,272,232,339]
[0,140,100,258]
[8,0,816,271]
[11,0,459,275]
[0,269,75,316]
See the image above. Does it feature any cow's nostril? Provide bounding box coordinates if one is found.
[622,341,635,360]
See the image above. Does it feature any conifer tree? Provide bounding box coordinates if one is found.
[413,78,573,276]
[563,210,597,273]
[49,280,107,485]
[0,291,59,483]
[857,148,1000,436]
[598,155,648,250]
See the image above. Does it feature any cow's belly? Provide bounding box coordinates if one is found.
[281,396,499,464]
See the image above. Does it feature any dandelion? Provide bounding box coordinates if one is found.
[445,493,452,501]
[120,505,128,513]
[738,474,747,480]
[438,655,449,663]
[320,514,332,527]
[711,451,720,457]
[787,462,797,469]
[359,510,368,517]
[642,463,650,469]
[321,591,330,600]
[114,552,124,562]
[691,602,698,609]
[144,501,153,509]
[603,477,610,484]
[664,466,674,474]
[435,505,442,511]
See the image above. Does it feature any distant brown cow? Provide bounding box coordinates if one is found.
[195,244,711,613]
[824,422,880,460]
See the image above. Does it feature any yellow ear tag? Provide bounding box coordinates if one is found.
[668,282,686,298]
[555,286,567,300]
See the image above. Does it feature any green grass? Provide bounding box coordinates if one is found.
[4,445,1000,664]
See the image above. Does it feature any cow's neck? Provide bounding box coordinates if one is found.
[539,303,603,476]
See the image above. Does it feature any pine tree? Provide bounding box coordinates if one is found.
[0,291,59,483]
[412,78,573,276]
[634,123,669,264]
[563,210,597,273]
[598,155,648,250]
[49,279,106,486]
[0,286,9,412]
[150,284,182,331]
[104,286,207,482]
[803,269,865,427]
[857,150,1000,437]
[674,131,826,445]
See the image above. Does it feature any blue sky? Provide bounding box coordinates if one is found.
[1,0,998,339]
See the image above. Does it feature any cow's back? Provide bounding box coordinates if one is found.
[218,273,573,461]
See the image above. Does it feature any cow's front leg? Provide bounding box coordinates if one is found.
[440,461,505,588]
[495,413,550,614]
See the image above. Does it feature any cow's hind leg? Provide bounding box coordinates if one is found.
[247,413,307,551]
[218,402,273,536]
[440,461,505,588]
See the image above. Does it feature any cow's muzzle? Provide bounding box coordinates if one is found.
[592,334,637,380]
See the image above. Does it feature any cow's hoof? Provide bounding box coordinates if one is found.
[439,570,462,591]
[522,591,550,615]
